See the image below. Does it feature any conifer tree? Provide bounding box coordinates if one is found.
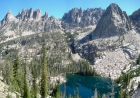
[31,63,38,98]
[55,86,60,98]
[67,94,72,98]
[9,58,14,84]
[74,88,81,98]
[23,62,31,98]
[8,57,17,91]
[13,55,20,78]
[118,88,123,98]
[12,55,21,92]
[98,93,101,98]
[125,90,130,98]
[40,41,48,98]
[4,59,11,85]
[32,77,38,98]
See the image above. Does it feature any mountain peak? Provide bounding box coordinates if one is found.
[42,12,48,19]
[33,9,42,20]
[91,3,132,39]
[109,3,118,7]
[1,10,16,25]
[7,10,12,14]
[105,3,122,15]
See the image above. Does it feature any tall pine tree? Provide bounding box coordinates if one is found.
[118,87,124,98]
[23,62,31,98]
[13,55,21,92]
[13,55,20,79]
[8,56,17,91]
[40,41,48,98]
[31,62,38,98]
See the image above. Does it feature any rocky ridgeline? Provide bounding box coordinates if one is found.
[62,8,104,29]
[0,8,61,33]
[0,7,104,33]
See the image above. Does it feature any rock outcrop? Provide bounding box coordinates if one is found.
[16,8,42,21]
[92,3,132,39]
[1,10,17,25]
[0,75,19,98]
[42,12,48,19]
[130,8,140,33]
[61,8,104,29]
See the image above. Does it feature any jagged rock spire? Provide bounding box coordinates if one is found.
[1,10,16,25]
[33,9,42,20]
[16,8,42,21]
[44,12,48,18]
[8,10,12,14]
[61,7,104,29]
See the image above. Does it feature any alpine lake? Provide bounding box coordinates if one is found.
[60,74,119,98]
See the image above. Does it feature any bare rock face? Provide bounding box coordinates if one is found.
[16,8,42,21]
[1,10,16,25]
[28,8,33,18]
[130,8,140,33]
[61,8,104,29]
[16,9,28,21]
[33,9,42,20]
[15,15,61,33]
[42,12,48,19]
[17,9,26,21]
[92,3,132,39]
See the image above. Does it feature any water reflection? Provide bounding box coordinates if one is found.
[60,74,119,98]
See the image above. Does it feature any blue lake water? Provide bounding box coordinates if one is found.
[60,74,119,98]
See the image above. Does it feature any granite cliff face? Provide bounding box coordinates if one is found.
[16,8,42,21]
[1,10,17,26]
[130,8,140,33]
[61,8,104,29]
[92,3,132,39]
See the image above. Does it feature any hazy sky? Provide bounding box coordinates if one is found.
[0,0,139,21]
